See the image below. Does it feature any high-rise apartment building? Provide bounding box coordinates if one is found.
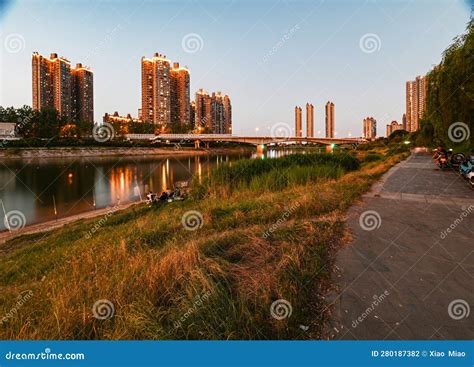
[72,63,94,122]
[306,103,314,137]
[32,52,93,122]
[406,75,427,132]
[211,92,225,134]
[295,106,302,137]
[141,53,171,125]
[195,89,212,130]
[194,90,231,134]
[32,53,54,111]
[170,62,190,124]
[223,95,232,134]
[190,101,196,127]
[386,120,403,137]
[363,116,377,139]
[402,113,407,131]
[325,101,335,138]
[51,54,72,119]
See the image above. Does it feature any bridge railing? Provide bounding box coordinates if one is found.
[157,134,233,140]
[124,133,366,144]
[124,134,156,140]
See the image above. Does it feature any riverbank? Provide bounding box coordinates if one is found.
[0,146,253,159]
[0,148,410,340]
[0,201,141,250]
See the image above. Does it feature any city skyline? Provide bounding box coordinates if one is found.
[32,52,94,123]
[0,0,472,136]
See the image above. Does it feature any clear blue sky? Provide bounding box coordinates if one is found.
[0,0,472,136]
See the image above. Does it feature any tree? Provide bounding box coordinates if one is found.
[128,121,155,134]
[75,120,94,138]
[388,129,409,141]
[15,108,64,138]
[425,18,474,150]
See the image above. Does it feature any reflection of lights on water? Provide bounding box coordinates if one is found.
[120,171,125,191]
[198,158,202,183]
[162,163,167,191]
[68,172,73,185]
[108,167,136,204]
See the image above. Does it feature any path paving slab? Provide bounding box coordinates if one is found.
[328,153,473,340]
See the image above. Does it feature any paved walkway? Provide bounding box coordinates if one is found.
[328,153,473,340]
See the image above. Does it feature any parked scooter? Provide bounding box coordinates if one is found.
[459,156,474,188]
[449,151,466,169]
[433,148,465,170]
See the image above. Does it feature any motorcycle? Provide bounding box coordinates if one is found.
[435,153,449,169]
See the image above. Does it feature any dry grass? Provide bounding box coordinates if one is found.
[0,150,408,340]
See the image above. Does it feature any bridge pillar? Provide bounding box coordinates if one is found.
[204,141,210,149]
[194,140,201,149]
[256,144,267,154]
[325,144,334,153]
[256,144,267,159]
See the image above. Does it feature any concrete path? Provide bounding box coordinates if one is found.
[328,153,474,340]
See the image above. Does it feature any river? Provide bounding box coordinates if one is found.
[0,149,305,230]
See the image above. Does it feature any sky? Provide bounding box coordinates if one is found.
[0,0,472,137]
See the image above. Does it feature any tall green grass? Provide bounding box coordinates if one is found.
[204,152,359,193]
[247,165,344,192]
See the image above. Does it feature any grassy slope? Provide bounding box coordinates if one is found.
[0,149,409,340]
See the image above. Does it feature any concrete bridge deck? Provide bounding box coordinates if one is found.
[125,133,366,147]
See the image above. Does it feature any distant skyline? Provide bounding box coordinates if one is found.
[0,0,472,136]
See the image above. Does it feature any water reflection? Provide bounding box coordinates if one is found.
[0,149,310,230]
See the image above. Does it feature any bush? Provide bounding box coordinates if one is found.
[364,154,383,162]
[387,144,411,156]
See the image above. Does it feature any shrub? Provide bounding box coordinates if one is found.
[363,154,383,162]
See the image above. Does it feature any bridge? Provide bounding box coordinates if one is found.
[125,134,366,149]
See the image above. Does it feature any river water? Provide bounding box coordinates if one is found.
[0,149,303,230]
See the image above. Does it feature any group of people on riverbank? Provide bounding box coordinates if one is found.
[145,181,189,206]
